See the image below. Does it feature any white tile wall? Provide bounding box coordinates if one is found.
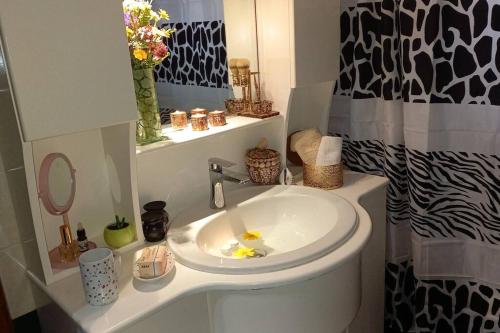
[136,116,284,218]
[0,41,42,318]
[0,92,23,172]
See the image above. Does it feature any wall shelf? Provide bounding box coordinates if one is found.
[136,115,283,155]
[23,122,143,284]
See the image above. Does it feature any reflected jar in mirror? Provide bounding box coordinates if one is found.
[141,201,170,242]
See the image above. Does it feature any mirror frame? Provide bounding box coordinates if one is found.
[38,153,76,216]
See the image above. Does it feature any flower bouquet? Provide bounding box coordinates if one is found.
[123,0,175,145]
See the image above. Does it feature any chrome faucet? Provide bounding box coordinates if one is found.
[209,158,250,209]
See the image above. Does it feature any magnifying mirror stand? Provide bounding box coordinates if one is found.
[39,153,97,270]
[62,213,70,226]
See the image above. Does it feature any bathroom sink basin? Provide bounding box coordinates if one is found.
[167,185,357,274]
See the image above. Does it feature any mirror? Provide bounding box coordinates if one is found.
[48,158,74,207]
[151,0,259,121]
[38,153,76,220]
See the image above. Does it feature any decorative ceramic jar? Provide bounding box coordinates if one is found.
[142,201,170,242]
[208,111,227,126]
[245,147,281,185]
[170,111,188,130]
[191,114,209,131]
[133,67,163,145]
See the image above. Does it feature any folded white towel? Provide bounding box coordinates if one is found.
[315,136,343,166]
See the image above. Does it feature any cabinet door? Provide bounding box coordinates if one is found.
[0,0,137,141]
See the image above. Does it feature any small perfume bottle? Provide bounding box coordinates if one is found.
[58,224,79,263]
[77,223,89,252]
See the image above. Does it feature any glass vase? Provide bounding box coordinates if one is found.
[133,66,163,145]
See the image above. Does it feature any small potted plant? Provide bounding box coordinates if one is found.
[104,215,135,249]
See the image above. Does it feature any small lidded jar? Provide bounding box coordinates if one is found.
[245,139,281,185]
[191,107,209,117]
[170,111,188,130]
[208,110,226,127]
[141,201,170,242]
[191,114,209,131]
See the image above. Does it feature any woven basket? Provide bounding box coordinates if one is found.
[225,98,246,115]
[252,100,273,115]
[303,163,343,190]
[245,148,281,185]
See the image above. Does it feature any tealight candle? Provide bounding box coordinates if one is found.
[170,111,188,130]
[191,114,209,131]
[208,110,226,127]
[191,108,209,117]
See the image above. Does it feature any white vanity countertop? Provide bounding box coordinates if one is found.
[27,171,388,333]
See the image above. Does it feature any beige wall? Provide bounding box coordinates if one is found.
[0,40,45,318]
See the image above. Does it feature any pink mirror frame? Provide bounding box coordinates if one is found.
[38,153,76,219]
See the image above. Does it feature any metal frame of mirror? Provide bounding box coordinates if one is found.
[38,153,76,219]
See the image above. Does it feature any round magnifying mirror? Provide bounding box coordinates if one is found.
[38,153,76,217]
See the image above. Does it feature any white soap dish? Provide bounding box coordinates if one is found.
[133,246,175,282]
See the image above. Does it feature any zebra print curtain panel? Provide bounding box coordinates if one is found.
[329,0,500,331]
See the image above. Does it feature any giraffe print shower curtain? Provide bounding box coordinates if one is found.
[329,0,500,331]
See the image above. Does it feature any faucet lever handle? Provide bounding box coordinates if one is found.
[213,182,225,208]
[208,158,236,169]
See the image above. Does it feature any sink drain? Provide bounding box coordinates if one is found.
[250,249,267,258]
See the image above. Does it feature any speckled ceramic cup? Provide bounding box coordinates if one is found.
[79,248,119,306]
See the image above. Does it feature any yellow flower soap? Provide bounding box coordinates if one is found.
[233,247,255,258]
[136,245,168,278]
[242,231,261,241]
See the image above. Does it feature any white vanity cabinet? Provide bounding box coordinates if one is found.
[0,0,137,141]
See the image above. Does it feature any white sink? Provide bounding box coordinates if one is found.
[167,185,357,274]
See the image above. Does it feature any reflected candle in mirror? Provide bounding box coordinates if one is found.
[191,108,208,117]
[170,111,188,130]
[208,110,226,127]
[191,114,209,131]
